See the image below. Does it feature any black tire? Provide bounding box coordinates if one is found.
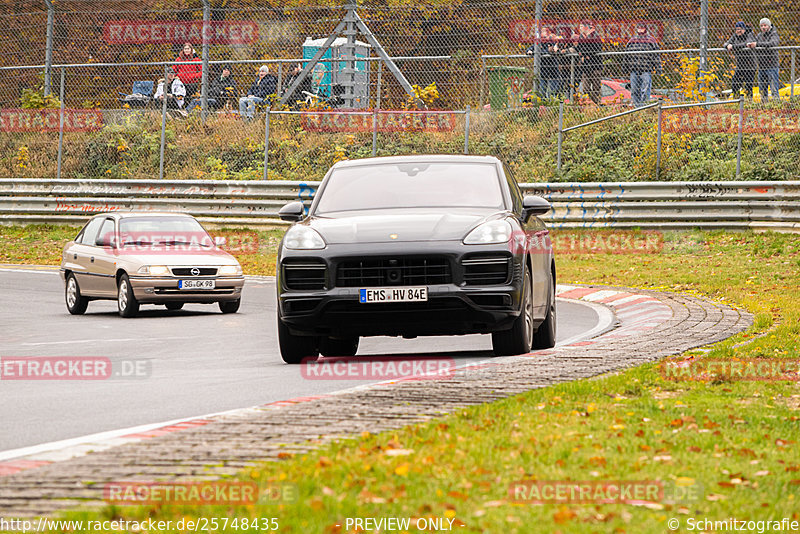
[65,273,88,315]
[219,299,240,314]
[492,267,534,356]
[532,266,557,350]
[117,273,139,318]
[318,336,359,357]
[165,302,184,311]
[278,318,318,364]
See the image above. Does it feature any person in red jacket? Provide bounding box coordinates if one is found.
[174,43,202,98]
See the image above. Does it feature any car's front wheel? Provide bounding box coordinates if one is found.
[319,336,359,357]
[219,299,240,314]
[65,273,88,315]
[117,274,139,318]
[278,318,318,364]
[492,267,533,356]
[532,267,557,350]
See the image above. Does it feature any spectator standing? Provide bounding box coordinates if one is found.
[748,18,781,102]
[527,25,561,97]
[570,20,603,105]
[553,27,573,97]
[153,68,186,111]
[174,43,202,99]
[625,22,661,107]
[239,65,278,120]
[725,21,757,99]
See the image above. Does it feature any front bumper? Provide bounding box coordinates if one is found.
[278,241,529,338]
[129,276,244,304]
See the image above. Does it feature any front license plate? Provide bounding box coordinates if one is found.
[359,287,428,303]
[179,279,215,290]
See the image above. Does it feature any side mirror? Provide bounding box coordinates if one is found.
[522,195,551,222]
[95,232,116,248]
[279,201,305,222]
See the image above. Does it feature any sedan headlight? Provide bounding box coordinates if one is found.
[218,265,243,276]
[463,220,513,245]
[137,265,170,276]
[283,226,326,250]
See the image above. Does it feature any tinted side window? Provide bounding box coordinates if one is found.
[79,218,104,246]
[97,219,115,245]
[504,165,523,214]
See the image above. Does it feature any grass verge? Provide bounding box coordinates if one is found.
[2,228,799,533]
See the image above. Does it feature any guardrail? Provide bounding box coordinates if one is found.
[1,178,799,231]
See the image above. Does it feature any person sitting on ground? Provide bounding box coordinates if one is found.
[153,68,186,112]
[174,43,203,98]
[725,21,757,99]
[187,64,238,112]
[239,65,277,120]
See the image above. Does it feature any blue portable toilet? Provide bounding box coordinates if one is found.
[302,36,371,108]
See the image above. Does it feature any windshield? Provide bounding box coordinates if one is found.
[119,216,212,247]
[314,162,505,214]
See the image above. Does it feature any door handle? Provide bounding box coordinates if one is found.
[90,257,95,263]
[73,254,77,260]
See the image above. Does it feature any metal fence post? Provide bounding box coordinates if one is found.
[655,101,663,180]
[463,105,470,154]
[372,108,378,157]
[200,0,210,121]
[375,60,382,108]
[56,67,65,179]
[699,0,709,71]
[557,101,564,171]
[479,56,486,108]
[533,0,542,93]
[263,107,270,180]
[44,0,54,96]
[792,50,796,100]
[736,97,743,178]
[159,64,168,180]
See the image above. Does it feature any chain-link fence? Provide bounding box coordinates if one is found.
[1,0,799,182]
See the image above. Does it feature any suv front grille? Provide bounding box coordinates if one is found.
[336,257,451,287]
[283,260,327,290]
[462,256,511,285]
[171,267,218,276]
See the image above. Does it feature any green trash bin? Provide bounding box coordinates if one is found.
[487,66,529,109]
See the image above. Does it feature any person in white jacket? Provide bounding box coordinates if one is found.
[153,68,186,109]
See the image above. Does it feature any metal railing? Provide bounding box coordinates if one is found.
[2,178,798,232]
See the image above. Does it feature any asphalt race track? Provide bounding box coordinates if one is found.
[0,268,603,452]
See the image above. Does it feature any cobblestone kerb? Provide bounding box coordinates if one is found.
[0,285,753,518]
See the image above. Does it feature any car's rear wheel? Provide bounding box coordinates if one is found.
[492,267,533,356]
[65,273,88,315]
[318,336,359,357]
[219,299,240,314]
[165,302,184,311]
[278,318,318,364]
[532,266,557,350]
[117,274,139,318]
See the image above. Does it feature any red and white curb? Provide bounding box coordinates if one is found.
[0,285,671,477]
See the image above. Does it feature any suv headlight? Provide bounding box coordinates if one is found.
[137,265,169,276]
[283,226,326,250]
[218,265,243,276]
[463,220,513,245]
